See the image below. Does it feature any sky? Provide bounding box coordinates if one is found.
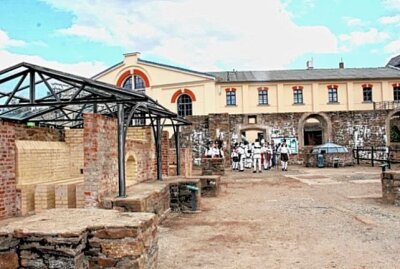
[0,0,399,77]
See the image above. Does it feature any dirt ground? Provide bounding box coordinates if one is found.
[158,166,400,269]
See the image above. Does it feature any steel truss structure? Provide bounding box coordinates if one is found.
[0,62,190,197]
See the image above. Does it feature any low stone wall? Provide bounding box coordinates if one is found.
[0,209,158,269]
[201,158,225,175]
[381,171,400,206]
[164,177,202,212]
[101,182,170,220]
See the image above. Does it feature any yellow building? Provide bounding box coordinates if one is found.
[94,52,400,118]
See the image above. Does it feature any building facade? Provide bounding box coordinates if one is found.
[94,53,400,160]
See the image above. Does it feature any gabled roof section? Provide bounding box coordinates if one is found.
[138,58,216,80]
[91,61,123,79]
[387,55,400,68]
[209,67,400,83]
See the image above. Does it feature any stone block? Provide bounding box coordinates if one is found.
[93,228,138,239]
[0,251,19,269]
[100,240,145,258]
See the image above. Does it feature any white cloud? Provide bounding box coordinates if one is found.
[0,50,107,77]
[40,0,338,70]
[379,15,400,25]
[0,30,103,77]
[384,0,400,9]
[0,29,26,49]
[385,39,400,55]
[343,17,365,27]
[339,28,389,47]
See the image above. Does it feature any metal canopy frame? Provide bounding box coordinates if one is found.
[0,62,190,197]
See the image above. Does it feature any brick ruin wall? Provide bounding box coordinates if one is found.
[83,113,119,208]
[125,127,157,185]
[1,115,189,218]
[183,110,390,165]
[0,121,17,219]
[168,148,193,177]
[1,122,68,219]
[83,114,180,207]
[65,129,84,177]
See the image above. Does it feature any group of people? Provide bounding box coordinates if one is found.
[230,139,291,172]
[204,140,225,158]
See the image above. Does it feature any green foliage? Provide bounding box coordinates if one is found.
[390,124,400,142]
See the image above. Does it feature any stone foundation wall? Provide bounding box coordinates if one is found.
[381,171,400,206]
[183,111,390,165]
[0,209,158,269]
[0,121,17,220]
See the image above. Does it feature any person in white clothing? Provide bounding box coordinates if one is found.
[279,140,291,171]
[231,144,239,170]
[237,143,246,172]
[252,139,262,173]
[244,142,252,169]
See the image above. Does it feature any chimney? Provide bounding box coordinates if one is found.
[306,59,314,70]
[339,59,344,69]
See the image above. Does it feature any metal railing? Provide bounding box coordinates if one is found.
[352,146,400,168]
[373,101,400,111]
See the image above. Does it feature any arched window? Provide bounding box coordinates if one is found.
[122,75,146,91]
[177,94,192,117]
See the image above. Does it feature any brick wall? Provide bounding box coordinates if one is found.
[83,114,118,208]
[0,121,18,219]
[169,148,193,176]
[125,127,157,184]
[65,129,84,177]
[15,141,71,184]
[161,131,170,175]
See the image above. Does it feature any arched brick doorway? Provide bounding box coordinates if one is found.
[298,113,332,148]
[386,110,400,145]
[125,155,138,186]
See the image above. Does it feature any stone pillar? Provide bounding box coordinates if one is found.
[381,171,400,206]
[201,158,225,176]
[0,121,18,219]
[83,114,118,208]
[161,131,170,176]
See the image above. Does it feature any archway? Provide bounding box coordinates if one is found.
[298,113,332,148]
[237,125,268,144]
[125,155,138,186]
[386,110,400,145]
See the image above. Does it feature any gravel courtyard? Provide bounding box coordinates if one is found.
[158,166,400,269]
